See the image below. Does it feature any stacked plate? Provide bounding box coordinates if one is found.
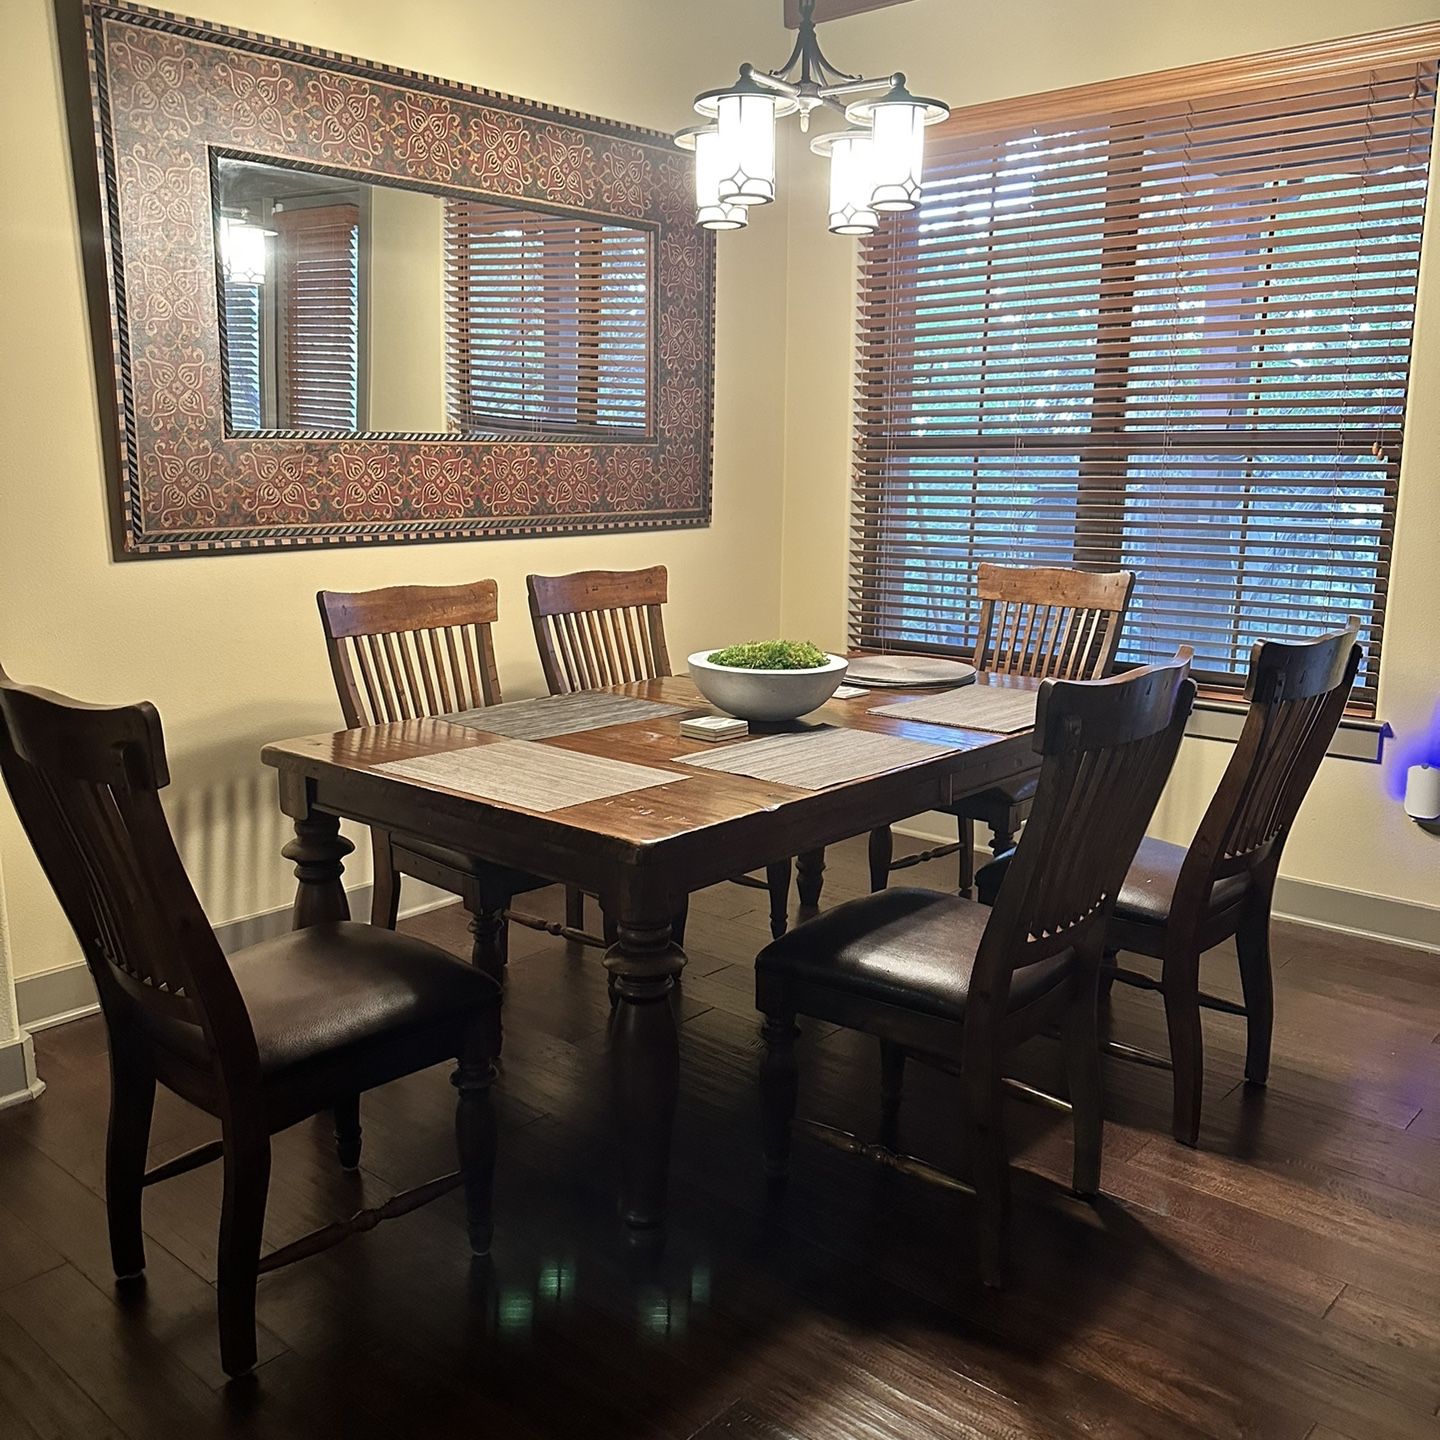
[844,655,978,689]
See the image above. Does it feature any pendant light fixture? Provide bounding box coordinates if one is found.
[846,79,949,213]
[675,0,948,237]
[675,125,749,230]
[809,129,877,236]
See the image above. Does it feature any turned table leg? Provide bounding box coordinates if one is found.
[605,911,685,1229]
[796,849,826,923]
[283,811,354,928]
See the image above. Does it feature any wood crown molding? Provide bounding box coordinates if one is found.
[938,21,1440,137]
[784,0,915,28]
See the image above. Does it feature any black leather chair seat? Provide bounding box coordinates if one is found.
[1111,836,1250,925]
[154,922,497,1075]
[756,888,1074,1022]
[392,834,547,897]
[977,836,1250,928]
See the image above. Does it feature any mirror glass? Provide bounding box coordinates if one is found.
[214,156,653,438]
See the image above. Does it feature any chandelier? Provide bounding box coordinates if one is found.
[674,0,949,236]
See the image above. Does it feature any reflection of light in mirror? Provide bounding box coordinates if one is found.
[219,215,271,285]
[214,154,655,438]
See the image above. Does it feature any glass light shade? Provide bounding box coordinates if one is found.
[812,130,878,235]
[220,216,269,284]
[847,82,948,214]
[678,126,748,231]
[715,90,779,206]
[866,100,926,212]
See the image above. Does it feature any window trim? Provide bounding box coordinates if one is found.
[849,24,1440,718]
[932,23,1440,142]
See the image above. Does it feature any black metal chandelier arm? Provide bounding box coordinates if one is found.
[804,29,861,87]
[757,2,861,90]
[773,25,808,79]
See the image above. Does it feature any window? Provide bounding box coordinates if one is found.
[851,40,1438,710]
[445,202,650,436]
[274,203,361,430]
[221,274,263,430]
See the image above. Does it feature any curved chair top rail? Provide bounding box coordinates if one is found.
[1190,620,1363,881]
[974,563,1135,682]
[526,566,671,695]
[317,581,504,726]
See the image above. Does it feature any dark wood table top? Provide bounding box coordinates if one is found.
[262,673,1041,1230]
[261,675,1037,887]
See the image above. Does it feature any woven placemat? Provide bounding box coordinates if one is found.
[674,726,956,790]
[447,691,687,740]
[871,684,1038,734]
[375,739,681,812]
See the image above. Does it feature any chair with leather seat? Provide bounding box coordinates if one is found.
[756,651,1195,1285]
[318,580,605,979]
[867,563,1135,898]
[977,621,1362,1145]
[0,667,502,1379]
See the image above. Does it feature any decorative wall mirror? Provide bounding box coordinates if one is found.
[60,2,714,558]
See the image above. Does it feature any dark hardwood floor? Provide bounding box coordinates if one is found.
[0,836,1437,1439]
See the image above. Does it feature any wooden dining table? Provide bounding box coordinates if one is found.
[261,674,1039,1230]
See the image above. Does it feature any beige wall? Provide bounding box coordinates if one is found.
[0,0,792,980]
[778,0,1440,919]
[2,0,1438,993]
[365,185,448,433]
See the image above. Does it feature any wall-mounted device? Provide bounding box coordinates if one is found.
[1403,763,1440,823]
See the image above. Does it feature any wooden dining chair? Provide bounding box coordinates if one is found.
[979,622,1361,1146]
[527,565,795,940]
[867,563,1135,897]
[756,651,1195,1285]
[318,580,603,977]
[0,666,501,1378]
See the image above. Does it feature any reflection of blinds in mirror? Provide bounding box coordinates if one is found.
[276,204,360,430]
[444,204,649,435]
[851,55,1437,712]
[223,279,263,430]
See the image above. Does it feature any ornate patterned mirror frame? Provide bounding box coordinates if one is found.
[58,1,715,558]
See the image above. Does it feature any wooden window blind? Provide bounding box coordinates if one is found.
[445,203,650,436]
[275,203,360,430]
[852,38,1439,710]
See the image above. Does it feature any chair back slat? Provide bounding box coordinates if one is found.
[974,564,1134,682]
[527,567,672,695]
[1186,622,1361,888]
[0,669,255,1077]
[318,581,503,727]
[967,651,1195,1054]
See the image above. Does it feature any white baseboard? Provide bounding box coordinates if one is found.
[16,831,1435,1037]
[891,819,1439,954]
[16,878,457,1033]
[0,1033,45,1108]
